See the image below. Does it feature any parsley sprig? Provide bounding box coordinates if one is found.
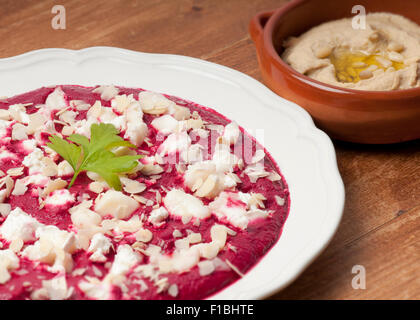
[47,123,142,191]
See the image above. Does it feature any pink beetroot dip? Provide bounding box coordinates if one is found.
[0,85,290,300]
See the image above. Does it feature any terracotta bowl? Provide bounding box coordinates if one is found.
[249,0,420,144]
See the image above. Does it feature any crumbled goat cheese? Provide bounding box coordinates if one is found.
[88,233,112,263]
[151,114,179,135]
[45,189,75,206]
[209,192,269,229]
[22,225,77,273]
[92,85,119,101]
[109,244,142,276]
[0,207,41,242]
[94,190,140,219]
[42,275,73,300]
[158,131,191,158]
[163,189,210,221]
[44,87,68,116]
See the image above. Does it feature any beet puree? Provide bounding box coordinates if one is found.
[0,86,290,300]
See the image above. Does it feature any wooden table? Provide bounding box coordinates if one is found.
[1,0,418,300]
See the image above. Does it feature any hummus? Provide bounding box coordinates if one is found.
[282,13,420,91]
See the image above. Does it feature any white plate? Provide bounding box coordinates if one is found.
[0,47,345,300]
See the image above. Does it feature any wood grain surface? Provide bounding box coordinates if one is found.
[0,0,419,299]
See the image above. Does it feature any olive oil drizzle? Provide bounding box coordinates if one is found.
[329,49,406,83]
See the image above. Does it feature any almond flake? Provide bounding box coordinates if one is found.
[92,85,119,101]
[140,164,164,176]
[42,179,67,197]
[194,174,218,198]
[0,203,11,217]
[155,277,169,294]
[11,179,27,196]
[135,229,153,243]
[41,157,58,177]
[61,126,74,136]
[268,171,281,181]
[0,176,14,202]
[6,167,24,177]
[121,178,146,194]
[225,259,244,277]
[187,232,202,244]
[131,195,148,204]
[89,181,105,194]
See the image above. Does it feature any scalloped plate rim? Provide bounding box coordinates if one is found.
[0,47,345,300]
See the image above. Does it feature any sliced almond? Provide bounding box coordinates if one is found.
[41,157,58,177]
[0,203,11,217]
[171,105,190,121]
[6,167,24,177]
[135,228,153,243]
[11,179,27,196]
[198,242,219,260]
[140,164,164,176]
[359,69,373,80]
[194,174,217,198]
[42,178,67,197]
[388,51,404,63]
[187,232,202,244]
[267,171,281,181]
[376,56,392,68]
[61,126,74,136]
[121,178,146,194]
[0,176,14,202]
[89,181,105,194]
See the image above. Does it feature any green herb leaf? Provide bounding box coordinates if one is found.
[47,135,82,169]
[47,123,142,191]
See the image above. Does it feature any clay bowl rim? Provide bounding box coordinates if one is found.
[262,0,420,101]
